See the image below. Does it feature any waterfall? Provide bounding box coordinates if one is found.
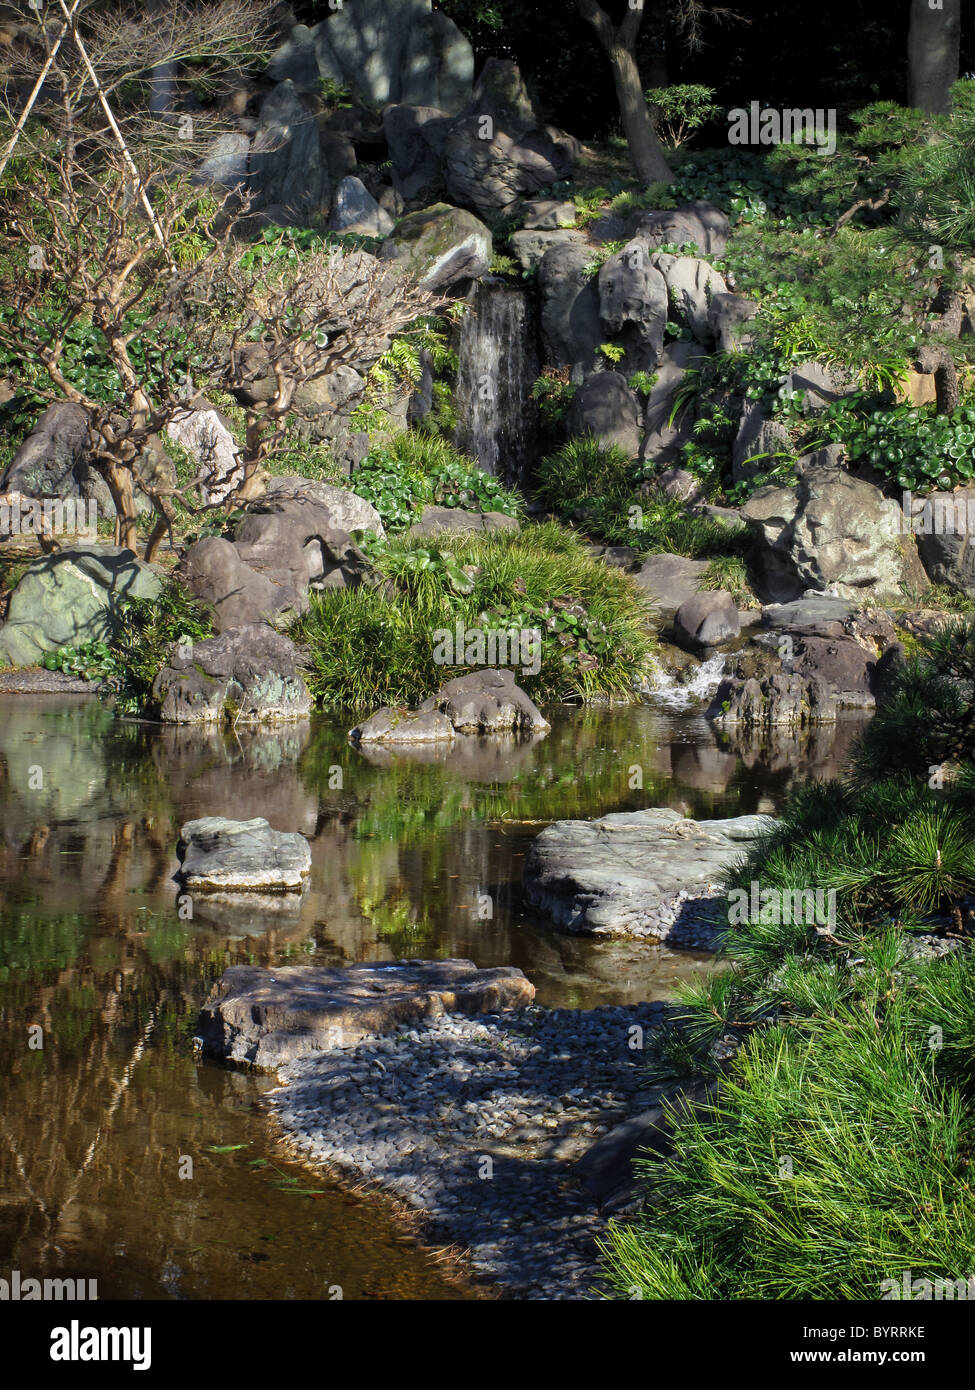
[641,653,727,711]
[454,277,539,489]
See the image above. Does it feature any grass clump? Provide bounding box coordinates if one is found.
[293,521,655,710]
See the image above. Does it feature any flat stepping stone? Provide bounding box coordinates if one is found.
[177,816,311,893]
[524,808,777,942]
[197,958,536,1070]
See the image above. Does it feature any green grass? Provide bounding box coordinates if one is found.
[292,521,656,710]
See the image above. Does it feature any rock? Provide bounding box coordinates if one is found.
[404,504,519,539]
[194,132,250,189]
[588,544,641,571]
[351,707,456,744]
[761,597,855,633]
[521,199,576,230]
[537,243,603,368]
[307,0,473,113]
[630,200,729,257]
[0,544,161,668]
[177,535,298,633]
[523,807,777,941]
[598,239,668,369]
[383,103,452,202]
[153,624,313,724]
[782,633,878,707]
[742,456,928,603]
[443,60,578,216]
[259,475,386,539]
[640,340,699,467]
[912,488,975,599]
[732,400,792,484]
[419,668,550,734]
[633,553,708,623]
[565,371,642,456]
[709,672,839,727]
[231,506,368,594]
[708,292,759,353]
[330,175,394,236]
[673,590,740,650]
[650,253,728,346]
[654,466,704,504]
[381,202,492,290]
[1,401,89,499]
[895,370,938,408]
[178,816,311,895]
[779,359,856,415]
[196,958,535,1070]
[249,80,327,223]
[166,406,243,504]
[508,227,586,274]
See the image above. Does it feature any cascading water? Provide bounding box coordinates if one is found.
[454,277,539,489]
[642,653,727,711]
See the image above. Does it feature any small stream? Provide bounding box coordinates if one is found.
[0,694,867,1298]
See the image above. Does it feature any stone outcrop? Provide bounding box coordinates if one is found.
[380,202,492,290]
[351,669,550,744]
[524,808,776,944]
[197,958,535,1070]
[152,624,312,724]
[633,553,708,624]
[673,590,741,650]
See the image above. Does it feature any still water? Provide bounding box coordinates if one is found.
[0,695,866,1298]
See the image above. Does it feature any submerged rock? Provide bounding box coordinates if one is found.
[523,807,776,944]
[153,625,312,724]
[177,816,312,894]
[197,958,535,1069]
[351,668,549,744]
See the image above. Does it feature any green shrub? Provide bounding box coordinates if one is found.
[351,433,523,531]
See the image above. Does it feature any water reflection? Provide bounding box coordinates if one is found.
[0,694,867,1298]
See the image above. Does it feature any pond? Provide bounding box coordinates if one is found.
[0,695,867,1299]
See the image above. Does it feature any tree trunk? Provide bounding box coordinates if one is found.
[575,0,673,185]
[908,0,961,113]
[105,465,139,553]
[609,41,674,183]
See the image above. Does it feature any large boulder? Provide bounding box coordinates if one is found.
[153,625,312,724]
[419,668,550,734]
[231,506,368,594]
[382,103,453,202]
[0,545,161,668]
[443,60,579,216]
[633,553,708,623]
[508,226,586,274]
[249,80,327,223]
[166,405,243,504]
[779,360,856,415]
[709,672,839,727]
[742,454,929,603]
[732,400,792,484]
[565,371,642,456]
[350,707,457,744]
[524,807,776,944]
[912,488,975,599]
[640,340,699,466]
[650,253,728,346]
[330,175,394,236]
[673,590,741,651]
[267,1,474,112]
[708,293,759,354]
[537,243,603,369]
[404,504,520,539]
[1,401,89,499]
[597,239,668,369]
[197,958,535,1070]
[259,475,386,538]
[177,816,311,892]
[380,202,492,290]
[176,536,297,633]
[630,200,729,257]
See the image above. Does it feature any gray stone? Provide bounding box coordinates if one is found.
[330,175,394,236]
[537,244,603,369]
[673,590,740,650]
[250,80,326,223]
[178,815,312,894]
[913,489,975,598]
[381,202,492,290]
[565,371,642,456]
[708,292,759,354]
[732,400,792,484]
[176,536,298,633]
[404,504,519,539]
[508,227,586,273]
[351,707,457,744]
[0,545,161,668]
[761,597,855,632]
[521,199,576,230]
[633,553,708,623]
[166,406,243,504]
[598,239,668,369]
[259,475,386,538]
[523,807,777,940]
[709,672,839,727]
[153,624,312,724]
[640,340,699,467]
[194,132,250,189]
[630,200,729,257]
[419,668,550,734]
[743,458,929,603]
[197,958,535,1070]
[651,252,728,346]
[383,103,452,202]
[779,359,857,415]
[1,401,89,499]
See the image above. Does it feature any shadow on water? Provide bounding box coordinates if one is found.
[0,694,868,1297]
